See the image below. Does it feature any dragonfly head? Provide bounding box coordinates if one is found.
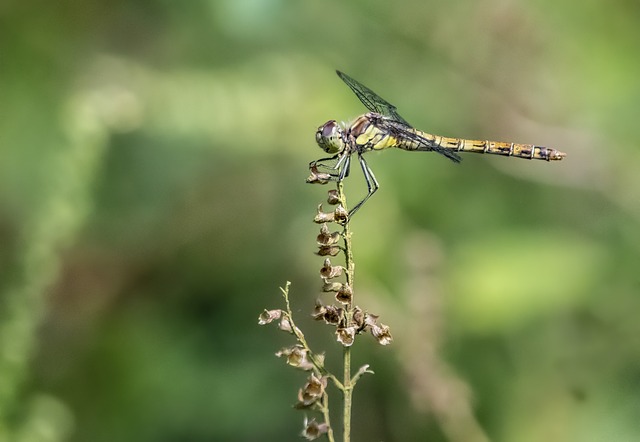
[316,120,346,154]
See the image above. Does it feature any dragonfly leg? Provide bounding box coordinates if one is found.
[338,153,351,180]
[310,154,340,171]
[349,154,379,218]
[310,154,341,182]
[311,152,351,181]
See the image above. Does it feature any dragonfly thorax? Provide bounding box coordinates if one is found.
[316,120,347,154]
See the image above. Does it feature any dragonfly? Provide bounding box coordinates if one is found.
[310,70,566,218]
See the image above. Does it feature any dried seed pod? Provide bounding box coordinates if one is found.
[316,245,340,256]
[364,313,379,328]
[321,305,343,325]
[335,283,353,304]
[336,326,356,346]
[306,164,332,184]
[295,373,328,409]
[371,323,393,346]
[316,223,341,245]
[276,345,314,370]
[322,280,342,293]
[301,417,329,440]
[278,315,301,335]
[352,306,365,330]
[320,258,344,279]
[313,205,335,223]
[258,309,283,325]
[327,189,340,205]
[333,205,348,223]
[311,300,327,320]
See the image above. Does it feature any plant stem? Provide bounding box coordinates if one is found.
[337,180,354,442]
[338,183,355,290]
[342,346,352,442]
[321,393,336,442]
[280,283,343,389]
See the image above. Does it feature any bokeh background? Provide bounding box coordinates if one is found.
[2,0,640,441]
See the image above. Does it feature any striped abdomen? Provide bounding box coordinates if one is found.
[400,130,566,161]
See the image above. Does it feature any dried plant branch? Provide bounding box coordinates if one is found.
[260,167,392,441]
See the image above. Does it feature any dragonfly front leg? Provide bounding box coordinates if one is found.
[338,153,351,180]
[310,154,340,171]
[348,154,379,218]
[310,152,351,181]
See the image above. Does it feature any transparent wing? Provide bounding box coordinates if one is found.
[336,70,411,127]
[368,114,462,163]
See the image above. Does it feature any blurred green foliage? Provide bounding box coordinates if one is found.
[1,0,640,440]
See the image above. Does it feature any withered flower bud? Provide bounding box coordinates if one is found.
[301,417,329,440]
[311,300,327,320]
[336,326,356,346]
[335,283,353,304]
[371,323,393,346]
[258,309,283,325]
[327,189,340,205]
[322,281,342,293]
[276,345,314,370]
[306,164,332,184]
[278,315,301,335]
[364,313,379,328]
[333,205,348,223]
[316,245,340,256]
[352,306,365,330]
[316,223,341,246]
[321,305,343,325]
[320,258,344,279]
[313,205,335,223]
[295,373,328,409]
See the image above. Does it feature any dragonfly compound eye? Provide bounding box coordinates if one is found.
[316,120,345,154]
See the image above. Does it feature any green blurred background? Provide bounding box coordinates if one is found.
[1,0,639,441]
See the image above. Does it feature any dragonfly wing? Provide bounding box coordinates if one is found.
[372,116,462,163]
[336,70,411,127]
[336,71,461,163]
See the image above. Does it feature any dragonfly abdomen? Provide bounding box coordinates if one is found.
[403,130,565,161]
[455,138,565,161]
